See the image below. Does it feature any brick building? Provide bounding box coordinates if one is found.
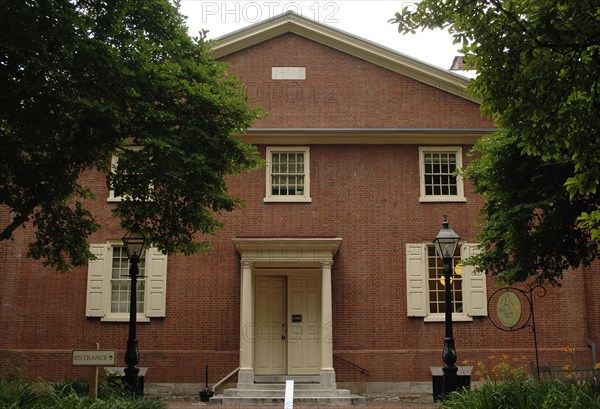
[1,12,598,402]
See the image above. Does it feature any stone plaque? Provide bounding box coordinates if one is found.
[272,67,306,80]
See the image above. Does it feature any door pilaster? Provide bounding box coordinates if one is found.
[238,259,255,384]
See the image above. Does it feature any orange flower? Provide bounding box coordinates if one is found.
[566,373,575,380]
[462,359,471,365]
[563,347,575,354]
[500,354,509,360]
[594,362,600,370]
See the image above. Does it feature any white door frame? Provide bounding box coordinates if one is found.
[233,238,342,387]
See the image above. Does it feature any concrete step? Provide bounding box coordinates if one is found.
[235,382,339,391]
[210,394,366,406]
[254,375,320,383]
[223,387,351,398]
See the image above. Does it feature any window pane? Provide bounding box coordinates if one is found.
[423,151,458,197]
[270,151,306,196]
[110,247,146,314]
[427,245,463,315]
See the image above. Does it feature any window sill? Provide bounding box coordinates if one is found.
[419,196,467,203]
[264,197,312,203]
[100,315,151,323]
[424,315,473,322]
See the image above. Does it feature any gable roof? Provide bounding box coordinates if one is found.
[211,12,476,103]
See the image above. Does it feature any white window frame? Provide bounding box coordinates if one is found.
[107,155,122,202]
[86,242,168,322]
[107,146,144,202]
[406,242,487,321]
[264,146,311,203]
[419,147,466,203]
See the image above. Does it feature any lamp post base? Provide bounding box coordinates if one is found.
[442,363,458,397]
[124,366,142,396]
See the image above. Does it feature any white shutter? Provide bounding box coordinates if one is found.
[145,248,168,317]
[406,243,427,317]
[86,244,109,317]
[462,243,487,316]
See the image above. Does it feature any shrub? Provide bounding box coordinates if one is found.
[440,376,600,409]
[0,377,43,409]
[0,375,166,409]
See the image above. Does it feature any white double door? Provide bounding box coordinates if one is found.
[254,273,321,375]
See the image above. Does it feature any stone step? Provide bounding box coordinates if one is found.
[235,382,338,391]
[223,387,351,398]
[210,394,366,406]
[254,375,320,383]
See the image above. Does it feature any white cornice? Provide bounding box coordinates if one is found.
[211,12,476,103]
[233,237,342,266]
[233,128,496,145]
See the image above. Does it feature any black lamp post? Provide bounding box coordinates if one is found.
[433,215,461,398]
[122,223,147,396]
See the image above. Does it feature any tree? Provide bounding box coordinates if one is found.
[391,0,600,284]
[0,0,262,271]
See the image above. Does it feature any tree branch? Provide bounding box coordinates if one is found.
[0,212,31,241]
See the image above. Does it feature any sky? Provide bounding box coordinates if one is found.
[178,0,462,71]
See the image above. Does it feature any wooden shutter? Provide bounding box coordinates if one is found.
[86,244,109,317]
[406,243,427,317]
[462,243,487,316]
[145,248,168,317]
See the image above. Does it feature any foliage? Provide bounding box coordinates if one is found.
[0,377,42,409]
[473,353,531,381]
[0,0,262,270]
[464,131,598,285]
[51,378,89,397]
[391,0,600,284]
[0,376,166,409]
[440,376,600,409]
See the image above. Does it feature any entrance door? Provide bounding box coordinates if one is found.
[288,275,321,375]
[254,273,321,376]
[254,276,287,375]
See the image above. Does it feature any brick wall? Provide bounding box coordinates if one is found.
[223,33,491,129]
[0,31,597,387]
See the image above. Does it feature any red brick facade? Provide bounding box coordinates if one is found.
[1,14,598,393]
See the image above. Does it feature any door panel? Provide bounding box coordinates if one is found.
[288,276,321,375]
[254,276,286,375]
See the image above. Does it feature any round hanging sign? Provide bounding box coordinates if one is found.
[496,291,522,328]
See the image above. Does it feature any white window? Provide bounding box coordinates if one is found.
[107,146,144,202]
[419,147,465,202]
[264,147,311,202]
[107,155,121,202]
[406,243,487,321]
[86,243,167,321]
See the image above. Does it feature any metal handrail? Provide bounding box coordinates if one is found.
[334,354,370,374]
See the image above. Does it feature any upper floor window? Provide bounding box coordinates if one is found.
[107,146,144,202]
[419,147,465,202]
[406,242,487,321]
[264,147,311,203]
[107,155,121,202]
[86,243,167,322]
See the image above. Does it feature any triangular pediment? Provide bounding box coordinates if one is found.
[211,12,474,103]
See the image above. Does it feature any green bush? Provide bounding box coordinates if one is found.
[0,377,43,409]
[0,376,166,409]
[440,376,600,409]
